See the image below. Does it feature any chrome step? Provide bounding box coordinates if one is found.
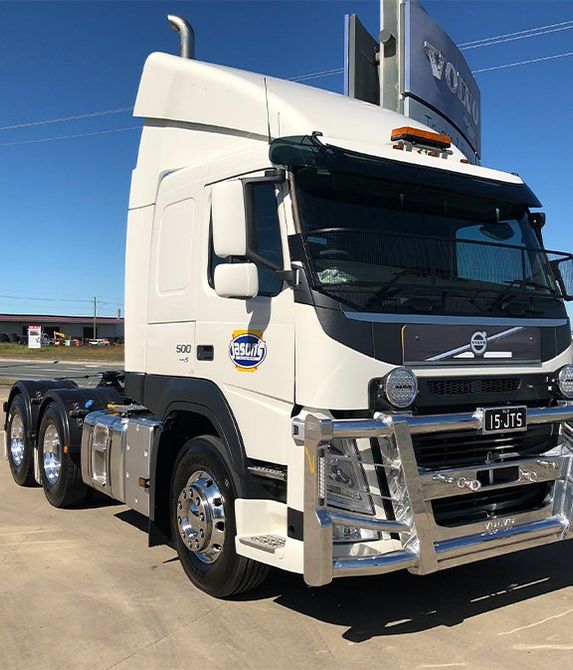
[239,534,286,554]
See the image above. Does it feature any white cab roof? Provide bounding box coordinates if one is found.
[133,52,524,190]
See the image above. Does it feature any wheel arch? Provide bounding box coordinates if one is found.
[126,374,287,547]
[5,379,79,439]
[37,386,123,455]
[148,397,247,548]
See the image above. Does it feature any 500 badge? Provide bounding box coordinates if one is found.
[229,330,267,372]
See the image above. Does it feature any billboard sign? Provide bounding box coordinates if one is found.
[28,325,42,349]
[403,0,481,160]
[344,14,380,105]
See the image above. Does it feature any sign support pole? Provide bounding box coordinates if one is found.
[379,0,402,114]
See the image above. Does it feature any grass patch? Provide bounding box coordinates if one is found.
[0,343,124,363]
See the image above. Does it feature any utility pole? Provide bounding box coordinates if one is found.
[93,296,97,340]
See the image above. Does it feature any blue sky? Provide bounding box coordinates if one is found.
[0,0,572,317]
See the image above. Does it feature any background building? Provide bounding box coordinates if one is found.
[0,313,124,342]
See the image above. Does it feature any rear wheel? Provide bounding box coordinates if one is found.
[39,404,89,508]
[7,395,36,486]
[171,436,268,598]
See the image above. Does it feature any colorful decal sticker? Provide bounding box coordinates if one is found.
[229,330,267,372]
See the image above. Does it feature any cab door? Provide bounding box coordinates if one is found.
[145,165,207,376]
[195,175,295,463]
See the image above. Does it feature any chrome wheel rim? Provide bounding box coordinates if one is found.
[43,424,62,486]
[10,413,25,467]
[176,470,226,564]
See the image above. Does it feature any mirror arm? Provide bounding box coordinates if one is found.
[274,268,299,286]
[243,250,299,286]
[245,250,281,270]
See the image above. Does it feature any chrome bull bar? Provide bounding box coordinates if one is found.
[293,404,573,587]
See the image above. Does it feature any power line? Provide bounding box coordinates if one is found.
[461,23,573,50]
[0,294,91,303]
[459,19,573,47]
[473,50,573,74]
[288,49,573,81]
[288,20,573,80]
[0,125,141,148]
[1,17,573,143]
[0,106,133,132]
[289,67,344,82]
[0,294,123,306]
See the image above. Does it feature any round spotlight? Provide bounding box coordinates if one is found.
[558,364,573,399]
[384,367,418,409]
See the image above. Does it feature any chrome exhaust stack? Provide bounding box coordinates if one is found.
[167,15,195,59]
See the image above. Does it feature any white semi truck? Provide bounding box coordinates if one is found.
[5,16,573,597]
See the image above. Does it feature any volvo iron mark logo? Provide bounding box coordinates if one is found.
[470,331,487,357]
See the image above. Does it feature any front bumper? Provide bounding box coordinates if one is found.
[294,404,573,587]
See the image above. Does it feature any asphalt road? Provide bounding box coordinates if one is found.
[0,360,123,386]
[2,393,573,669]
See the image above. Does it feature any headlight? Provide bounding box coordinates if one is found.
[326,438,373,515]
[382,367,418,409]
[558,364,573,399]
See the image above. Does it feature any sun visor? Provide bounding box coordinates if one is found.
[269,135,541,208]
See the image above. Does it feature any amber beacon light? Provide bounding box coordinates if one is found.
[391,126,452,149]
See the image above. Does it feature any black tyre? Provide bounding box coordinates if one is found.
[171,436,269,598]
[6,395,36,487]
[38,404,89,508]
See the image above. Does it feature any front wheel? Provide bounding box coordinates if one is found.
[38,404,89,508]
[171,436,268,598]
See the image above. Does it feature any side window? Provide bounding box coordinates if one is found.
[209,180,284,297]
[248,182,284,296]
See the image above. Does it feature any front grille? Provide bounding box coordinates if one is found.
[432,482,552,527]
[482,378,520,394]
[412,423,558,470]
[427,377,520,397]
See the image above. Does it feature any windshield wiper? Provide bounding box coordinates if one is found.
[363,269,432,309]
[488,278,559,313]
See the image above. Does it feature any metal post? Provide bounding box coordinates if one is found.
[379,0,403,114]
[93,296,97,341]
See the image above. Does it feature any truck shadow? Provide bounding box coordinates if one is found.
[261,542,573,641]
[107,500,573,640]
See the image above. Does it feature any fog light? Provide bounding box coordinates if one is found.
[383,367,418,408]
[558,364,573,399]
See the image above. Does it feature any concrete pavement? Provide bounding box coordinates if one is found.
[1,391,573,669]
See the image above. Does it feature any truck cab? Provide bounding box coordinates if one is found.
[6,40,573,597]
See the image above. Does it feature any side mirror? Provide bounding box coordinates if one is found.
[214,263,259,299]
[211,180,247,257]
[529,212,546,231]
[529,212,546,243]
[550,256,573,300]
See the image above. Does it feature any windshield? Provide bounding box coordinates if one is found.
[295,168,564,316]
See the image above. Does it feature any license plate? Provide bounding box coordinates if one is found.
[481,406,527,434]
